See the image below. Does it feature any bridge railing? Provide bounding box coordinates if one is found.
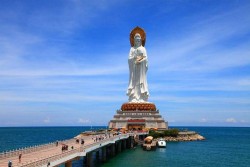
[20,147,82,167]
[1,132,148,166]
[0,138,75,160]
[19,134,129,167]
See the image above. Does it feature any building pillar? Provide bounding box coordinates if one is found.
[102,146,107,162]
[65,161,72,167]
[86,152,93,167]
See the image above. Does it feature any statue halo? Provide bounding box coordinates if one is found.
[130,26,146,47]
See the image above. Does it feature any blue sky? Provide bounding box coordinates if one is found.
[0,0,250,127]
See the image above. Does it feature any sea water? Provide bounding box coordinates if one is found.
[0,127,249,167]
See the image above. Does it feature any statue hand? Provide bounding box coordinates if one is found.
[136,56,144,62]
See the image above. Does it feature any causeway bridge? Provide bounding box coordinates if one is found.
[0,132,148,167]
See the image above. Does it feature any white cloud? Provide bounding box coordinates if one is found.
[149,77,250,91]
[78,118,90,124]
[199,118,207,123]
[240,120,249,123]
[0,92,125,103]
[0,1,128,78]
[238,79,250,86]
[0,1,250,127]
[43,117,50,123]
[0,65,126,76]
[150,5,250,73]
[151,95,250,105]
[225,118,237,123]
[168,120,176,123]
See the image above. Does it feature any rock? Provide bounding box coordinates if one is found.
[163,132,205,142]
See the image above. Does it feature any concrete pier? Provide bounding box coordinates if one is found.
[111,144,115,157]
[86,152,93,167]
[122,140,126,150]
[117,141,122,153]
[101,146,106,162]
[95,150,99,159]
[65,161,72,167]
[0,132,148,167]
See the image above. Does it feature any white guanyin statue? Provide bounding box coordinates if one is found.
[127,27,149,102]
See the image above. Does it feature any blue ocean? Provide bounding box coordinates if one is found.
[0,127,249,167]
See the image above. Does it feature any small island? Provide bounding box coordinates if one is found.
[149,129,205,142]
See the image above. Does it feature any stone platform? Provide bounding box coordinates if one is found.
[108,102,168,130]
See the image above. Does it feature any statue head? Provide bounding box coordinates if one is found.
[134,33,142,47]
[130,26,146,47]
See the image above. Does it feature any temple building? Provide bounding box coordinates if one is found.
[108,103,168,130]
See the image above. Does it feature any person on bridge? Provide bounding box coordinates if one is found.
[81,139,85,145]
[8,160,12,167]
[18,153,22,163]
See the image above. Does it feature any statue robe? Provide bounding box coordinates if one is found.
[127,46,149,102]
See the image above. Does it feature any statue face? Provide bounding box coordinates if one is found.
[134,36,141,47]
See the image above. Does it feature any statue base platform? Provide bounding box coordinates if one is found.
[108,102,168,130]
[121,102,156,111]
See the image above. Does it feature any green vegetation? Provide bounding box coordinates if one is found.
[149,129,179,138]
[96,129,105,132]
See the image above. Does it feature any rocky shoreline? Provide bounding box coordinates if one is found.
[163,131,205,142]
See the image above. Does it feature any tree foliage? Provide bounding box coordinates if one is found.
[149,129,179,138]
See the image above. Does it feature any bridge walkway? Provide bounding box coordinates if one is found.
[0,132,147,167]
